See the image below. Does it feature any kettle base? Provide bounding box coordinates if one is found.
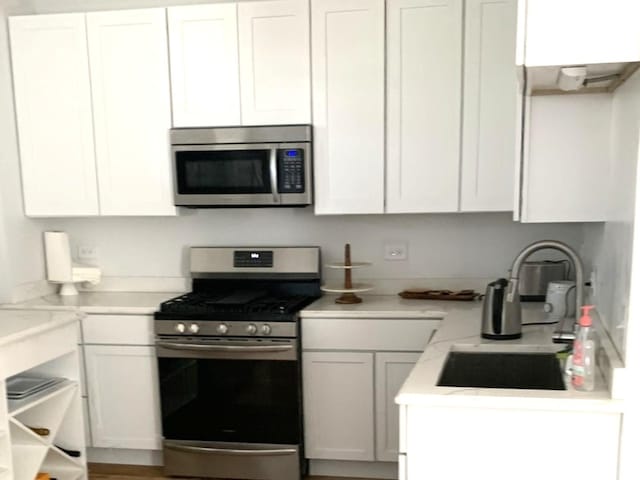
[481,332,522,340]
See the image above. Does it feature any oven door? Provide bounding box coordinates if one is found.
[173,144,279,206]
[156,337,301,446]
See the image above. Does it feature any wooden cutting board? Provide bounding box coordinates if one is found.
[398,289,480,301]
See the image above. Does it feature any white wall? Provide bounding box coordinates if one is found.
[588,71,640,359]
[36,211,588,283]
[0,0,46,302]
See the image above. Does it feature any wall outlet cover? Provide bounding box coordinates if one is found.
[384,243,408,261]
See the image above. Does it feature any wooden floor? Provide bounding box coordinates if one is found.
[88,463,375,480]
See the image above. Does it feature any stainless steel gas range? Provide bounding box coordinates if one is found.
[154,246,321,480]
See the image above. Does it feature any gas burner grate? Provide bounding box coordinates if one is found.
[159,292,312,316]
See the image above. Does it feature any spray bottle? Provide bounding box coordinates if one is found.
[571,305,597,391]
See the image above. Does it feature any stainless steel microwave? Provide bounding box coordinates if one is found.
[170,125,312,207]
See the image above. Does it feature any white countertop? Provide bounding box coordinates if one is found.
[0,309,81,347]
[0,291,183,315]
[304,294,622,413]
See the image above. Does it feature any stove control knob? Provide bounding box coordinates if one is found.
[260,324,272,335]
[174,322,186,334]
[246,323,257,335]
[216,323,229,335]
[189,323,200,334]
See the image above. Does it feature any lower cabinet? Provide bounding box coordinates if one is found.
[301,317,437,465]
[303,351,420,462]
[81,314,162,451]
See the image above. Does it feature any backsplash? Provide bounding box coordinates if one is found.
[37,210,589,281]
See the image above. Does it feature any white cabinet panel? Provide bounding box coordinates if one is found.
[82,315,154,346]
[238,0,311,125]
[375,352,420,462]
[405,405,620,479]
[311,0,385,214]
[460,0,517,211]
[386,0,462,213]
[522,94,611,222]
[85,345,162,450]
[303,351,375,460]
[9,14,99,217]
[168,4,241,127]
[525,0,640,67]
[87,8,175,216]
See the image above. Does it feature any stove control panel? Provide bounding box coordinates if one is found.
[156,320,296,338]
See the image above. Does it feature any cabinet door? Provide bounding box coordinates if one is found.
[311,0,385,214]
[521,94,611,223]
[386,0,462,213]
[87,9,176,216]
[375,352,420,462]
[168,4,241,127]
[460,0,517,212]
[238,0,311,125]
[9,14,99,217]
[84,345,161,449]
[525,0,640,67]
[303,351,374,460]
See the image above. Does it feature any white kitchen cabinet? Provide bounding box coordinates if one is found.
[9,14,99,217]
[169,1,310,128]
[311,0,385,214]
[9,9,176,217]
[168,3,241,127]
[81,314,161,451]
[375,352,420,462]
[519,94,611,222]
[524,0,640,67]
[238,0,311,125]
[302,315,439,465]
[84,345,162,450]
[402,404,620,479]
[87,9,175,216]
[460,0,518,211]
[386,0,462,213]
[303,351,375,461]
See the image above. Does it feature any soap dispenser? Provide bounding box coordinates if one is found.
[571,305,597,391]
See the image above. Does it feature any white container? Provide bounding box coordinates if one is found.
[543,280,576,319]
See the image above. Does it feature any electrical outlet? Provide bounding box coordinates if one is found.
[384,242,408,261]
[78,245,99,264]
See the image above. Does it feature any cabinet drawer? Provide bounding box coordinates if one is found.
[82,315,154,345]
[301,318,440,351]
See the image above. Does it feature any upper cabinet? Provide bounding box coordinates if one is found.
[167,4,241,127]
[311,0,385,214]
[460,0,518,211]
[87,9,175,216]
[9,9,176,217]
[238,0,311,125]
[168,0,311,127]
[523,0,640,67]
[313,0,518,214]
[386,0,462,213]
[9,14,99,217]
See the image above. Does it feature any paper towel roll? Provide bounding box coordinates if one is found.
[44,231,73,282]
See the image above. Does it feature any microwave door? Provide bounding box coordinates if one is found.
[173,144,279,206]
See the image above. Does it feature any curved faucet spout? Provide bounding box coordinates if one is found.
[507,240,584,343]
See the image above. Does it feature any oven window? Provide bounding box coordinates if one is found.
[175,150,271,195]
[158,358,300,444]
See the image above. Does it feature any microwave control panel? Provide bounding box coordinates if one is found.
[278,149,305,193]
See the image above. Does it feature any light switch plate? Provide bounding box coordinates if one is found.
[78,245,99,264]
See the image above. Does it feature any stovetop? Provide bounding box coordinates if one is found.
[154,291,318,322]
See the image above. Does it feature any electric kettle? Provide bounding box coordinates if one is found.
[481,278,522,340]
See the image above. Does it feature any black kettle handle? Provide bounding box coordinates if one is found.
[492,278,508,334]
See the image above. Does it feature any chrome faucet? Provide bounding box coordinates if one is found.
[505,240,584,343]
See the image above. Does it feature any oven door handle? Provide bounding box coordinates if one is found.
[156,341,293,353]
[165,442,296,456]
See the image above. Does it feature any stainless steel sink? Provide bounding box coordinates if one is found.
[437,350,566,390]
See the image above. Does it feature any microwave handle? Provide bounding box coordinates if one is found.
[269,148,280,203]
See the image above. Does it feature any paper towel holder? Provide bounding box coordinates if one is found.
[44,231,101,296]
